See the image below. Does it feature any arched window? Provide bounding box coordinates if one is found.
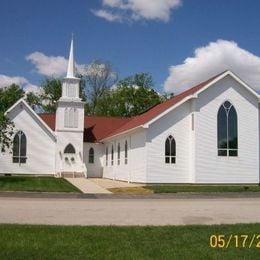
[117,143,120,165]
[125,140,128,165]
[165,135,176,164]
[64,144,76,154]
[111,145,114,166]
[105,147,108,166]
[13,130,27,164]
[88,147,94,164]
[217,101,238,156]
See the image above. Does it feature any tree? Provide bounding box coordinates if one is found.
[0,84,25,112]
[39,77,62,113]
[26,92,41,111]
[117,73,153,89]
[82,60,117,115]
[39,77,86,113]
[95,73,163,117]
[0,84,24,152]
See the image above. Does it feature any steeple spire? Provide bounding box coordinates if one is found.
[66,35,75,78]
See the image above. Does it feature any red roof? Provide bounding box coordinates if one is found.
[39,71,224,142]
[38,113,130,143]
[103,71,224,139]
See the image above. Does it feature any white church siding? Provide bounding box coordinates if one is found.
[103,129,147,183]
[0,102,56,175]
[83,142,104,178]
[195,76,259,183]
[146,102,192,183]
[55,131,84,173]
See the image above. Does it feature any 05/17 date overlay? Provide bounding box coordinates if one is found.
[210,234,260,249]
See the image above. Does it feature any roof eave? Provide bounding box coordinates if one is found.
[143,94,197,128]
[196,70,260,98]
[5,98,56,140]
[100,125,145,142]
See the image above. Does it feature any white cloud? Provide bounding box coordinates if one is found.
[164,40,260,94]
[91,9,123,22]
[23,83,41,94]
[0,74,40,94]
[0,75,28,88]
[26,52,85,77]
[26,52,68,77]
[92,0,182,22]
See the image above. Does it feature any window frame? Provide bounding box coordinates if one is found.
[165,135,176,164]
[111,145,114,166]
[117,143,120,165]
[13,130,27,165]
[124,140,128,165]
[105,146,108,167]
[64,144,76,154]
[217,101,238,157]
[88,147,94,164]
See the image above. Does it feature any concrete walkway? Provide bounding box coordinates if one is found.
[65,178,111,194]
[90,178,143,189]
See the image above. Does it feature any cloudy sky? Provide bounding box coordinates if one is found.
[1,0,260,94]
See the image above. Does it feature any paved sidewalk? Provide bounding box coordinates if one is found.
[90,178,143,189]
[0,191,260,199]
[65,178,111,194]
[0,197,259,225]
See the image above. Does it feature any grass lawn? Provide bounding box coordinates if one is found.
[0,176,80,193]
[108,186,154,194]
[146,184,260,193]
[109,184,260,194]
[0,224,259,259]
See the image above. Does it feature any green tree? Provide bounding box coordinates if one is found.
[39,77,62,112]
[26,91,41,111]
[82,60,117,115]
[96,73,163,117]
[0,84,25,112]
[0,84,24,152]
[39,77,86,113]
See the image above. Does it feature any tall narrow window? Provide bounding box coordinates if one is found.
[64,108,69,127]
[69,108,74,127]
[105,147,108,166]
[165,135,176,164]
[217,101,238,156]
[64,108,78,128]
[74,108,78,128]
[64,144,76,154]
[13,131,27,164]
[117,143,120,165]
[89,147,94,164]
[125,140,128,165]
[111,145,114,166]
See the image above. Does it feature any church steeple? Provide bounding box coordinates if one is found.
[66,37,75,78]
[60,37,80,100]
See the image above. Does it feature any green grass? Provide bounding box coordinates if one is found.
[108,186,154,194]
[0,176,80,192]
[146,184,260,193]
[0,224,259,259]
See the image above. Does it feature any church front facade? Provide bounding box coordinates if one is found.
[1,40,259,184]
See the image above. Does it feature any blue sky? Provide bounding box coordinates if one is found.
[1,0,260,94]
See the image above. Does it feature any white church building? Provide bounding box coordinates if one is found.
[1,40,260,184]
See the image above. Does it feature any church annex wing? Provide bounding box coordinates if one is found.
[39,70,260,143]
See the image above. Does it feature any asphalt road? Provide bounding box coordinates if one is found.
[0,197,259,225]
